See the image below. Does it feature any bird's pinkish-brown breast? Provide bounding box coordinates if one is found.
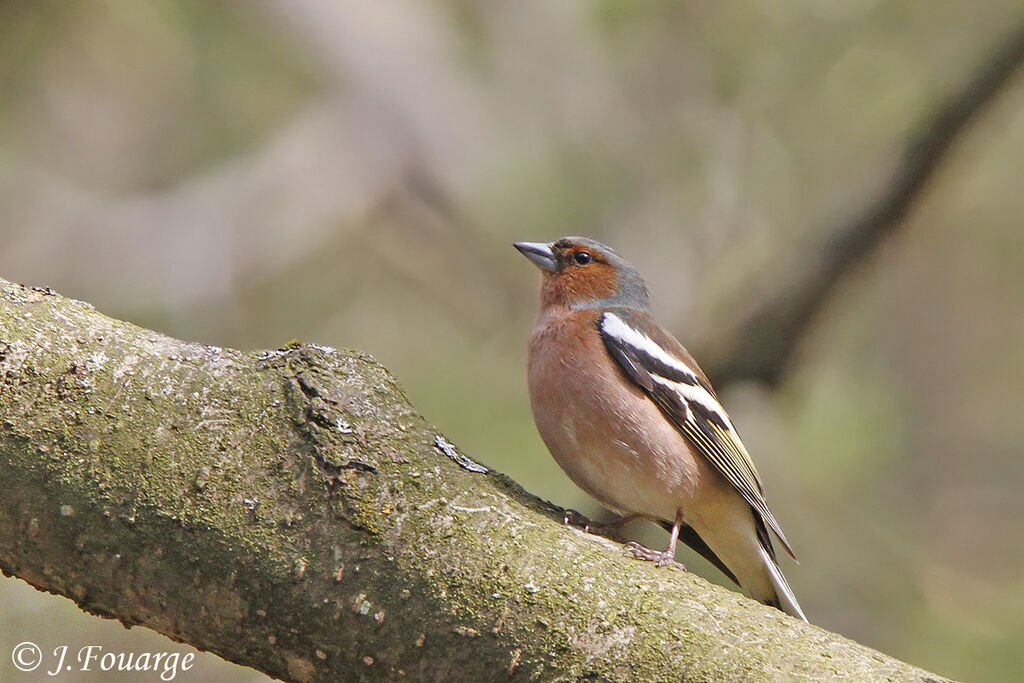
[527,308,703,518]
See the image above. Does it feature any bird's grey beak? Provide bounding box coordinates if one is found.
[513,241,557,272]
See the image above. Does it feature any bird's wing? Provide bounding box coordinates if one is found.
[599,309,795,559]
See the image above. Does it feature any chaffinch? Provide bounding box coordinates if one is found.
[515,236,807,621]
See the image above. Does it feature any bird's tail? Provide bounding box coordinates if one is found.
[757,542,807,622]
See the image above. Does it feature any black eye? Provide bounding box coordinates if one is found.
[573,251,592,265]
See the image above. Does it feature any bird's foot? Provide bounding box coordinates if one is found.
[562,509,594,529]
[625,541,686,570]
[563,510,637,541]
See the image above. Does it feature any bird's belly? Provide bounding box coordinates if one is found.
[557,433,680,519]
[531,367,701,521]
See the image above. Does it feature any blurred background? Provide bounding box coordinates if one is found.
[1,1,1023,681]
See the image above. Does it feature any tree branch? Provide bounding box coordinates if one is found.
[0,279,952,681]
[702,21,1024,387]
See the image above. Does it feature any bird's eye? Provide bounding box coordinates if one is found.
[573,251,592,265]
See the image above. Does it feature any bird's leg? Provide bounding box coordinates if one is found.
[563,510,643,541]
[626,509,687,570]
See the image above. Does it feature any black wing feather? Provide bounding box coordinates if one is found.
[599,309,796,560]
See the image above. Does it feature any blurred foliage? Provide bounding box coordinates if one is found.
[1,1,1023,681]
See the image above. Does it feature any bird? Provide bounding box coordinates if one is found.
[514,236,807,621]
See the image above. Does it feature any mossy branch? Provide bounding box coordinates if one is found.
[0,278,950,682]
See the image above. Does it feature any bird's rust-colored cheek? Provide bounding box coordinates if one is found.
[542,263,619,306]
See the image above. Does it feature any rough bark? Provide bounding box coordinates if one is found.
[0,278,950,682]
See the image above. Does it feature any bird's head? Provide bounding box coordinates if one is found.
[514,237,649,311]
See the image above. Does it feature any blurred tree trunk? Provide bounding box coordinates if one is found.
[0,278,952,682]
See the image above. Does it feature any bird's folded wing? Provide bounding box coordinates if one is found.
[599,309,795,559]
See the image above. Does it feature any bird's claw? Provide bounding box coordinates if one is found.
[563,510,633,541]
[625,541,686,570]
[563,509,593,528]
